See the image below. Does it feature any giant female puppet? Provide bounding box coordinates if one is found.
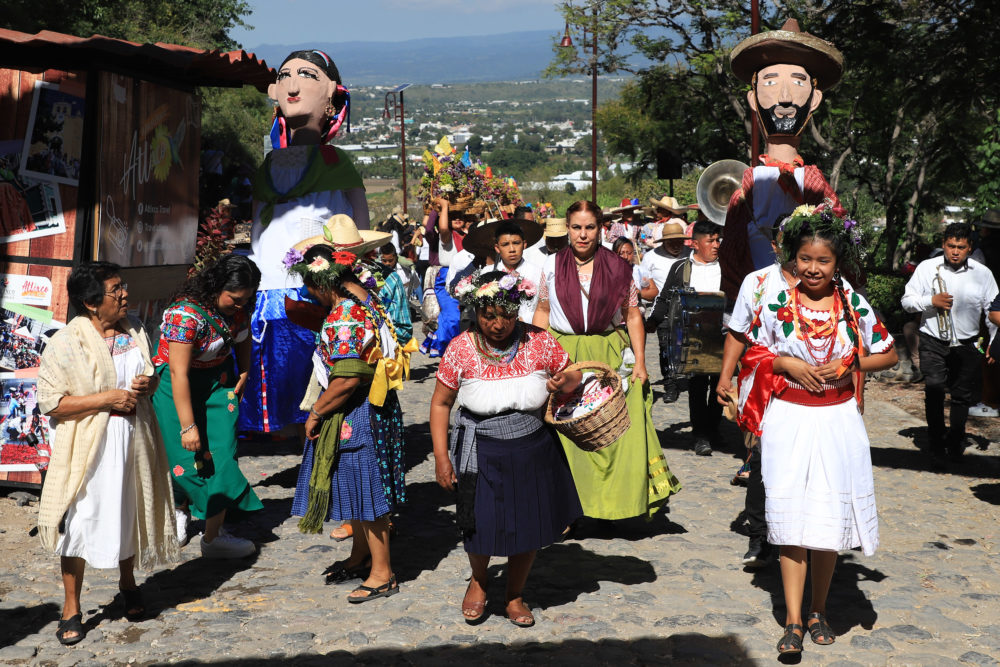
[241,50,370,434]
[719,19,844,300]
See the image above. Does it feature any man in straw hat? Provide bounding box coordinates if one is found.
[641,196,689,256]
[243,213,390,435]
[719,18,844,302]
[524,217,569,267]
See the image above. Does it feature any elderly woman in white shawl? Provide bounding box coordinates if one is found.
[37,261,177,645]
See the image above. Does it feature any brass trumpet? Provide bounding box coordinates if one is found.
[932,265,961,347]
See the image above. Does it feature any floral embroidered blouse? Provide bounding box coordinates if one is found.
[746,286,893,364]
[436,325,570,414]
[318,297,384,372]
[153,302,249,369]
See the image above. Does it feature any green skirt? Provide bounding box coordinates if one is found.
[550,328,681,520]
[152,359,263,520]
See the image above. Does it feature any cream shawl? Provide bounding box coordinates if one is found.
[37,315,179,570]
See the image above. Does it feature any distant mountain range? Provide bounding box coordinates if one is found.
[246,30,572,86]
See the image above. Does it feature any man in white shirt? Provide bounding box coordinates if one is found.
[639,222,690,294]
[523,217,569,268]
[646,220,723,447]
[902,223,999,468]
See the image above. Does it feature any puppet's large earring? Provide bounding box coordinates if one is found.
[325,101,336,118]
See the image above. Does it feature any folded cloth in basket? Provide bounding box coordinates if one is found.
[552,372,615,421]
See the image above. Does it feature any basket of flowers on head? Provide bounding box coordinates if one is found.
[545,361,630,452]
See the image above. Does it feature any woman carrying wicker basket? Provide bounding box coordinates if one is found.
[430,270,583,627]
[532,200,681,521]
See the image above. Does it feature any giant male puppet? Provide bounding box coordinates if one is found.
[719,19,844,299]
[241,50,370,433]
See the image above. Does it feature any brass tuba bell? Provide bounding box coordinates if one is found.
[696,159,750,225]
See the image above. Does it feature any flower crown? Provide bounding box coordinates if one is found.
[779,200,864,270]
[453,270,537,311]
[283,245,359,290]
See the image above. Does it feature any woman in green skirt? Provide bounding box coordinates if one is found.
[152,255,263,558]
[533,200,681,521]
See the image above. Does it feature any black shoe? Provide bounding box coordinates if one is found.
[929,452,948,472]
[694,439,713,456]
[742,537,771,568]
[948,448,965,463]
[662,382,680,404]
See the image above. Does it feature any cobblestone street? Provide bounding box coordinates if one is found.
[2,348,1000,666]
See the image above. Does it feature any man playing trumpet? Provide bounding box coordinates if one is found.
[902,223,998,470]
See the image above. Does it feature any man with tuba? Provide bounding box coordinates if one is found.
[719,19,844,301]
[902,223,998,470]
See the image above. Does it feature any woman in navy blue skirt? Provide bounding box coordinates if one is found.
[430,270,583,627]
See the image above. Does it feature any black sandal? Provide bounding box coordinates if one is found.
[120,587,146,621]
[323,556,371,585]
[807,612,836,645]
[347,575,399,603]
[56,613,85,645]
[777,623,803,654]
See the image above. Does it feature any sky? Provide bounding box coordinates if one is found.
[230,0,565,48]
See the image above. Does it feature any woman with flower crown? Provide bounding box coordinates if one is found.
[532,200,681,523]
[430,270,584,628]
[738,203,897,655]
[284,226,406,604]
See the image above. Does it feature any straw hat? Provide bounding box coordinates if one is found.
[542,217,568,238]
[730,18,844,91]
[653,221,690,243]
[292,214,392,255]
[648,195,688,216]
[463,217,544,258]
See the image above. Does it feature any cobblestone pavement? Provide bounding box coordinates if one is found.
[2,346,1000,666]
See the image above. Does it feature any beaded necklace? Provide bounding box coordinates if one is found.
[790,287,841,365]
[472,323,522,365]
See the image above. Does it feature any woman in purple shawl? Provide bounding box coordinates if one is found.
[532,201,680,521]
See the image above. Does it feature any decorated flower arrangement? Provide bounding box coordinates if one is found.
[417,138,525,209]
[779,200,865,271]
[453,270,537,311]
[189,200,237,278]
[283,245,358,290]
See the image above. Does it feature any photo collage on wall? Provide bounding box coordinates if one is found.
[0,281,62,488]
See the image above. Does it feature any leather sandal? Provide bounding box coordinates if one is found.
[777,623,804,654]
[807,612,836,645]
[120,587,146,621]
[56,613,85,645]
[462,582,487,624]
[347,575,399,603]
[505,599,535,628]
[323,556,371,585]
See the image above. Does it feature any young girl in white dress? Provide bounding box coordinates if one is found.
[742,205,897,655]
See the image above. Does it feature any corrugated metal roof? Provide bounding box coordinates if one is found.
[0,28,274,91]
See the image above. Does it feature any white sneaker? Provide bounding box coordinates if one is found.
[175,508,190,547]
[969,403,999,417]
[200,529,256,559]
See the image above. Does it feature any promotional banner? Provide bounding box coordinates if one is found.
[96,72,201,266]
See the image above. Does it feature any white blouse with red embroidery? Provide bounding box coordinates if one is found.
[436,325,570,415]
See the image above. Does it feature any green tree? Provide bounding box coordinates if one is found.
[552,0,1000,270]
[972,111,1000,220]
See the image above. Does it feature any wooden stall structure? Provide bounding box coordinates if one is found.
[0,29,272,488]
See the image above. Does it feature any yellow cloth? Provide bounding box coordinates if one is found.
[368,337,418,406]
[36,316,179,570]
[435,136,454,156]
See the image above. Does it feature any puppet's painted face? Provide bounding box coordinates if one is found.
[268,58,336,130]
[748,63,823,137]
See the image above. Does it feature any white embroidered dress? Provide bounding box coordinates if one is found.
[747,286,893,556]
[57,334,145,568]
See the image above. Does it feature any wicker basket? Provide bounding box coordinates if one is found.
[545,361,630,452]
[449,194,475,212]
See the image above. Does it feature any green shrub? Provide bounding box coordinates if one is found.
[866,273,908,332]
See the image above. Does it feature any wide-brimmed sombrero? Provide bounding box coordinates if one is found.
[543,217,568,238]
[730,18,844,91]
[462,217,544,258]
[649,195,688,216]
[292,214,392,256]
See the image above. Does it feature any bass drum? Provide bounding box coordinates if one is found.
[657,289,726,377]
